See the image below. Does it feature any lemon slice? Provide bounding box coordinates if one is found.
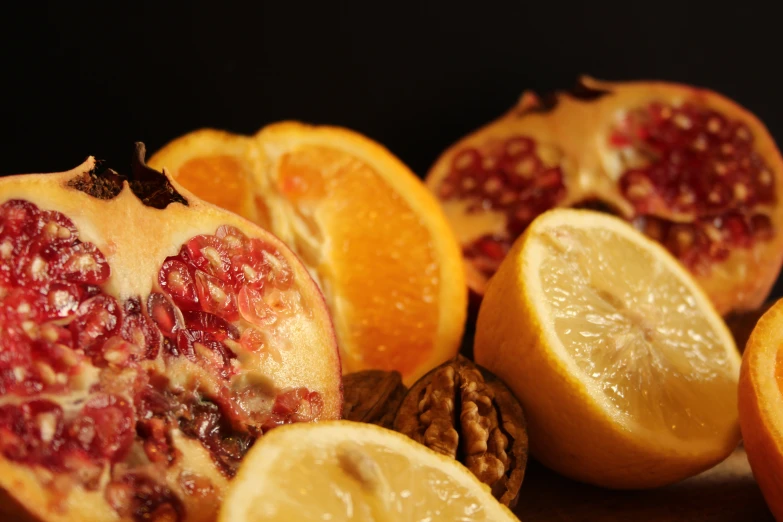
[219,421,519,522]
[475,208,741,489]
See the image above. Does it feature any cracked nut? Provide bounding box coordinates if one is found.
[393,355,528,508]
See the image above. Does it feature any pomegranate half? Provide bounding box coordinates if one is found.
[426,76,783,315]
[0,145,342,522]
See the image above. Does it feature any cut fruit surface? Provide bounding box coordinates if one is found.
[475,208,741,488]
[0,151,341,522]
[219,420,519,522]
[426,77,783,316]
[150,123,466,385]
[738,299,783,520]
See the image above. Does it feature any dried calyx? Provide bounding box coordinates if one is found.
[343,356,528,508]
[68,142,188,208]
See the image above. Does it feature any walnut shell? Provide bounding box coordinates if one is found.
[342,370,407,429]
[393,355,528,508]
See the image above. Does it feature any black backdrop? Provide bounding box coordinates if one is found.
[1,0,782,297]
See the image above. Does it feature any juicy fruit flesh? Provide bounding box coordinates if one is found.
[614,101,775,274]
[175,155,250,216]
[436,137,566,279]
[434,99,777,288]
[243,440,493,520]
[276,145,441,378]
[536,224,737,439]
[776,348,783,393]
[0,200,323,518]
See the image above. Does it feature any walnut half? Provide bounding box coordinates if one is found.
[393,355,528,508]
[342,369,408,429]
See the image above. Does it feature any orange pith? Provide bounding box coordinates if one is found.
[174,155,249,215]
[275,145,439,375]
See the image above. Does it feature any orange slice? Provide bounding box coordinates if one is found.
[738,298,783,520]
[149,122,466,385]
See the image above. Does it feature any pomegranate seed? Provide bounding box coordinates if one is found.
[184,235,232,283]
[751,214,774,240]
[69,295,122,360]
[55,243,110,285]
[452,148,482,173]
[159,258,199,310]
[120,311,162,360]
[181,310,239,340]
[75,394,135,462]
[194,271,238,320]
[477,238,506,260]
[44,282,81,319]
[722,213,751,247]
[147,292,183,339]
[504,137,535,158]
[237,286,275,327]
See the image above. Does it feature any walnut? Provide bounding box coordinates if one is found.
[393,355,528,508]
[341,370,407,429]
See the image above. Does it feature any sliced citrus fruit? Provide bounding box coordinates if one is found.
[738,298,783,519]
[149,123,466,385]
[475,208,742,489]
[219,420,519,521]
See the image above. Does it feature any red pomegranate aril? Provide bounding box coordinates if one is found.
[120,311,162,361]
[0,200,39,243]
[251,240,294,291]
[720,213,751,247]
[159,258,200,311]
[184,235,232,283]
[752,214,774,240]
[476,237,506,261]
[147,292,183,339]
[69,294,122,360]
[56,242,111,285]
[0,400,66,467]
[181,310,239,340]
[452,148,483,174]
[77,394,135,462]
[504,136,535,158]
[44,282,81,319]
[237,285,275,327]
[194,270,238,320]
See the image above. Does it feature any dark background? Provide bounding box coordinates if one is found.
[1,1,782,297]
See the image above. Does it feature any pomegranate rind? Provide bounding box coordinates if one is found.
[0,158,342,522]
[425,76,783,315]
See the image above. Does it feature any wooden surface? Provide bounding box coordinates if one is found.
[513,447,773,521]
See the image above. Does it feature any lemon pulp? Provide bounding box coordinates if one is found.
[534,224,738,440]
[241,440,496,521]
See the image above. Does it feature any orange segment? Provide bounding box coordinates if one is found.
[276,145,440,376]
[739,299,783,520]
[149,123,467,385]
[175,155,249,215]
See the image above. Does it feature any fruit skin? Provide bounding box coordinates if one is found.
[0,155,342,522]
[426,76,783,316]
[149,122,467,386]
[474,208,741,489]
[738,298,783,520]
[218,420,520,522]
